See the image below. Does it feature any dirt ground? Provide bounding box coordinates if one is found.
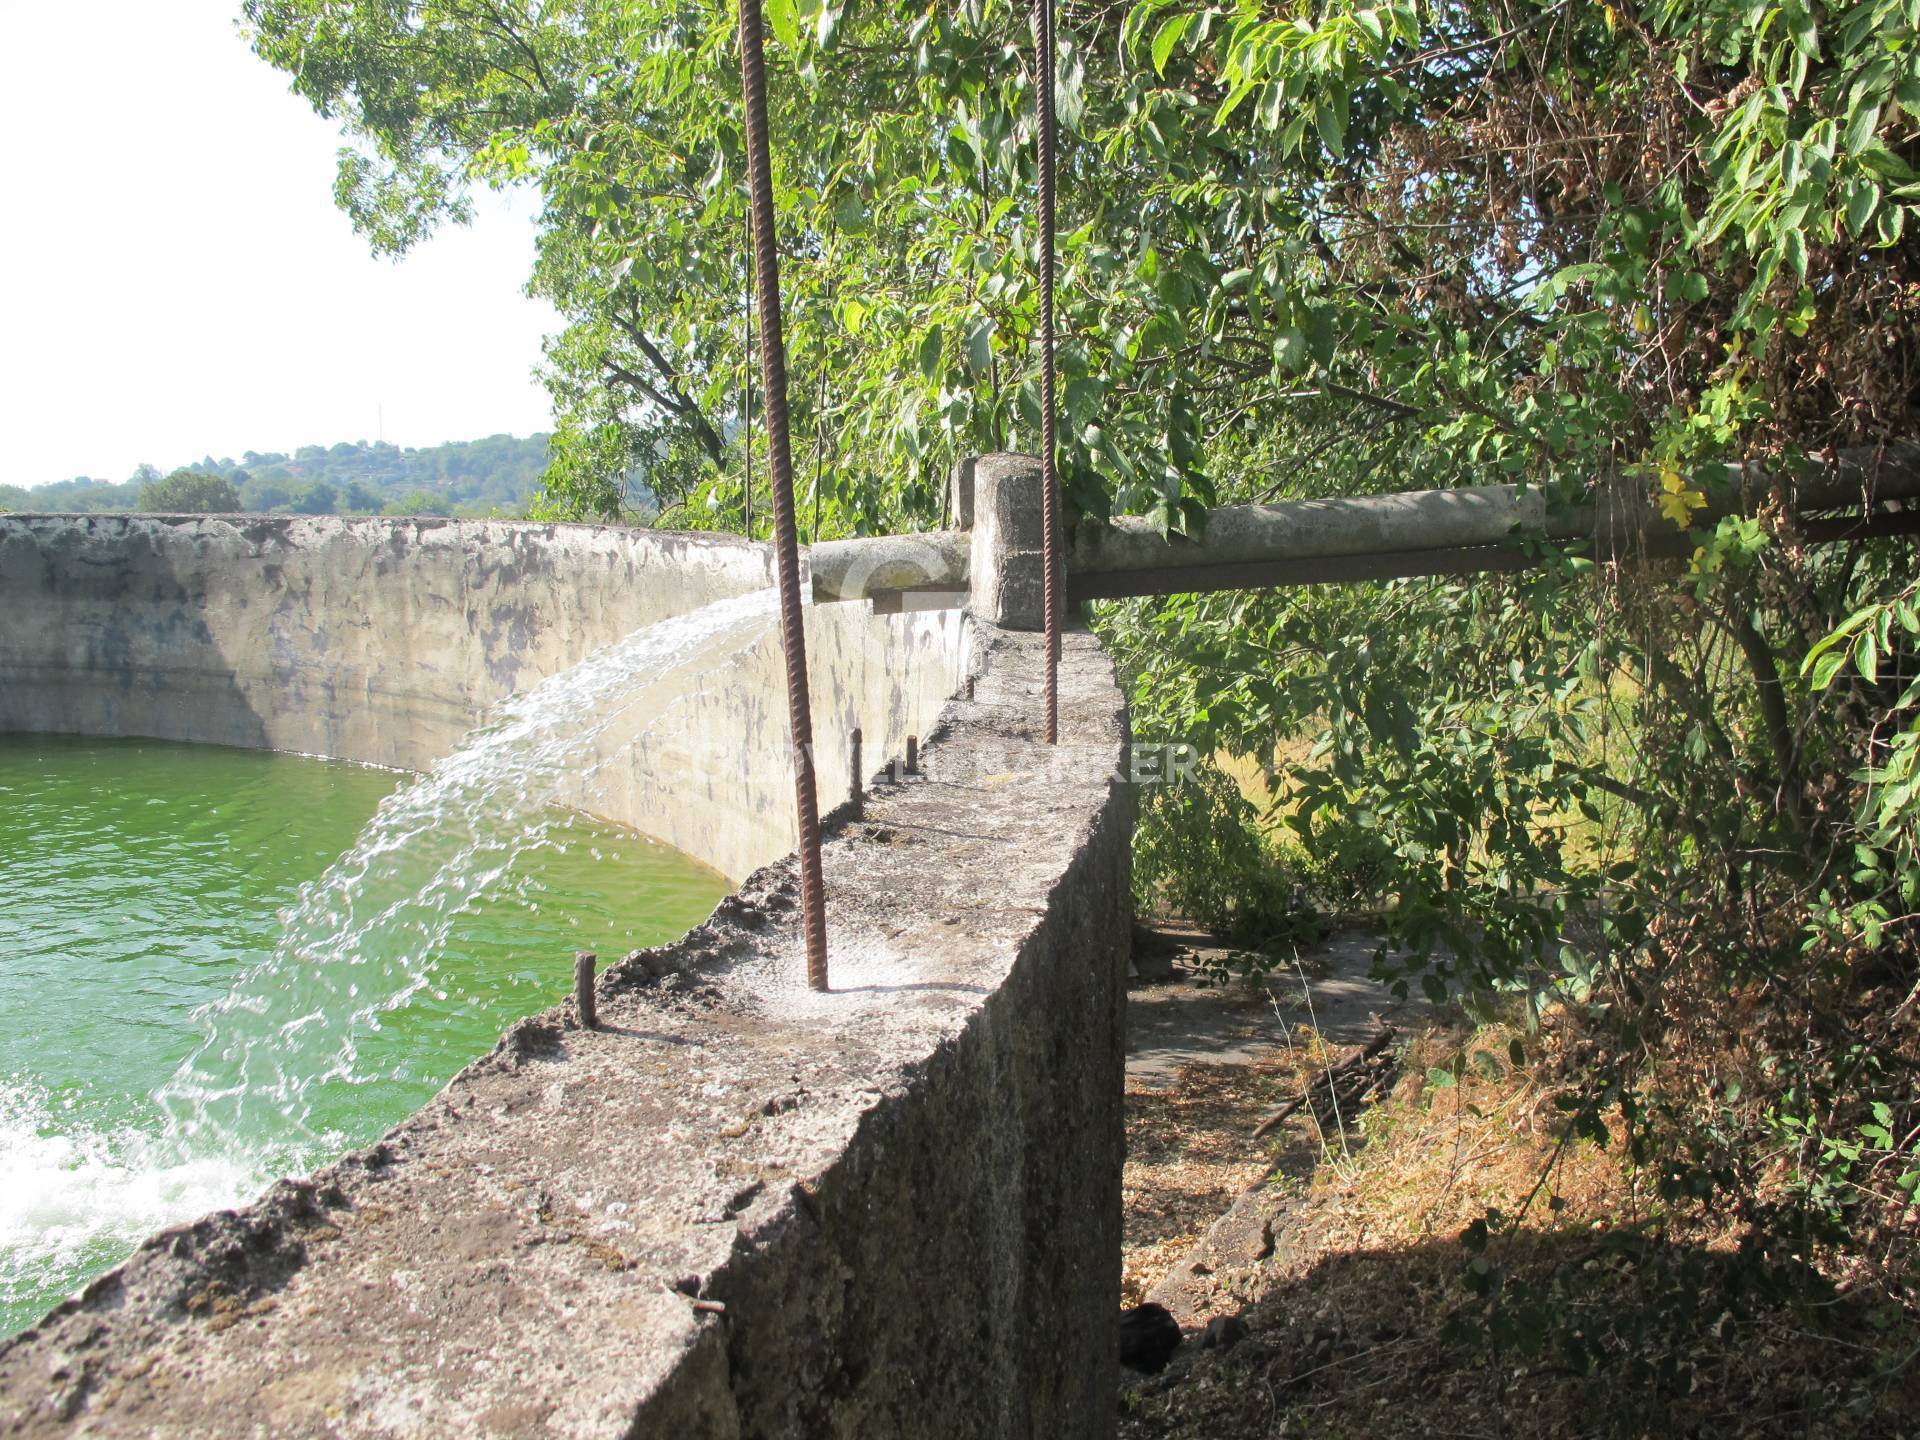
[1116,922,1920,1440]
[1121,920,1426,1307]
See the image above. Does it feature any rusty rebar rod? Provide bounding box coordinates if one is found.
[573,951,598,1031]
[737,0,829,990]
[1032,0,1062,745]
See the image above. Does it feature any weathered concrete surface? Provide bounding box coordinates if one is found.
[968,454,1048,631]
[0,628,1133,1439]
[0,514,770,764]
[808,529,968,603]
[1065,442,1920,598]
[567,585,968,881]
[0,514,966,881]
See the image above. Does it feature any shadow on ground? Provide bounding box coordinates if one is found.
[1120,1225,1919,1440]
[1126,921,1430,1083]
[1117,921,1917,1439]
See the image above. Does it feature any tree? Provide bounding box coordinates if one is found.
[290,480,339,514]
[342,481,384,512]
[138,469,241,513]
[382,490,452,517]
[239,475,293,511]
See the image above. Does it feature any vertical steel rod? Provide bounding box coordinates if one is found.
[737,0,829,990]
[737,280,752,537]
[743,250,755,539]
[1032,0,1062,745]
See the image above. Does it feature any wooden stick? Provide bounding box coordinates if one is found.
[1252,1025,1395,1138]
[1251,1095,1309,1139]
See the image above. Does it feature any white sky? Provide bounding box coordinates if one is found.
[0,0,559,486]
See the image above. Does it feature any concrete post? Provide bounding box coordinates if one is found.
[967,452,1047,631]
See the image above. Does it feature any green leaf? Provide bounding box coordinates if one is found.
[831,191,869,233]
[1782,226,1808,279]
[1845,178,1880,237]
[815,0,844,48]
[1314,97,1347,158]
[765,0,801,52]
[1272,327,1309,372]
[1151,13,1192,76]
[1809,648,1849,691]
[1781,0,1820,60]
[1065,375,1106,427]
[963,318,995,376]
[1213,77,1258,128]
[1844,102,1881,157]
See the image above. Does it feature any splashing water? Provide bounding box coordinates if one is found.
[156,585,777,1161]
[0,588,775,1334]
[0,1077,259,1326]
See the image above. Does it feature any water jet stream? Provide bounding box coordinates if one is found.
[1,588,777,1335]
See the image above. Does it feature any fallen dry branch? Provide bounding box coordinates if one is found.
[1252,1026,1397,1140]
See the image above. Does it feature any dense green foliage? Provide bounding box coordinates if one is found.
[136,469,243,513]
[0,435,556,517]
[250,0,1919,1302]
[0,476,147,514]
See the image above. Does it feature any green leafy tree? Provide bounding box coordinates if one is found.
[342,481,384,512]
[138,469,241,513]
[382,490,453,517]
[239,475,293,511]
[290,480,339,515]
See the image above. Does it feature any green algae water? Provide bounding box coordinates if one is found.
[0,735,728,1340]
[0,586,776,1340]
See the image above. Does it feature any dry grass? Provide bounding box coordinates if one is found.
[1120,1018,1920,1439]
[1303,1024,1634,1244]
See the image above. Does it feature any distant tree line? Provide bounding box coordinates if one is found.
[0,434,628,518]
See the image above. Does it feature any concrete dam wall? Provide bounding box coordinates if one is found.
[0,514,965,882]
[0,512,1134,1437]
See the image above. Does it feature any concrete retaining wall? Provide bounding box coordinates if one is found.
[0,514,965,881]
[0,514,1134,1436]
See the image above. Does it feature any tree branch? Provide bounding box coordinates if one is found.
[611,310,726,467]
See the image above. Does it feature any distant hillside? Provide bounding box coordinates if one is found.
[0,434,562,518]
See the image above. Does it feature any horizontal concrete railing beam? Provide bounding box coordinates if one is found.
[807,529,970,603]
[1066,444,1920,599]
[809,445,1920,608]
[1069,508,1920,601]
